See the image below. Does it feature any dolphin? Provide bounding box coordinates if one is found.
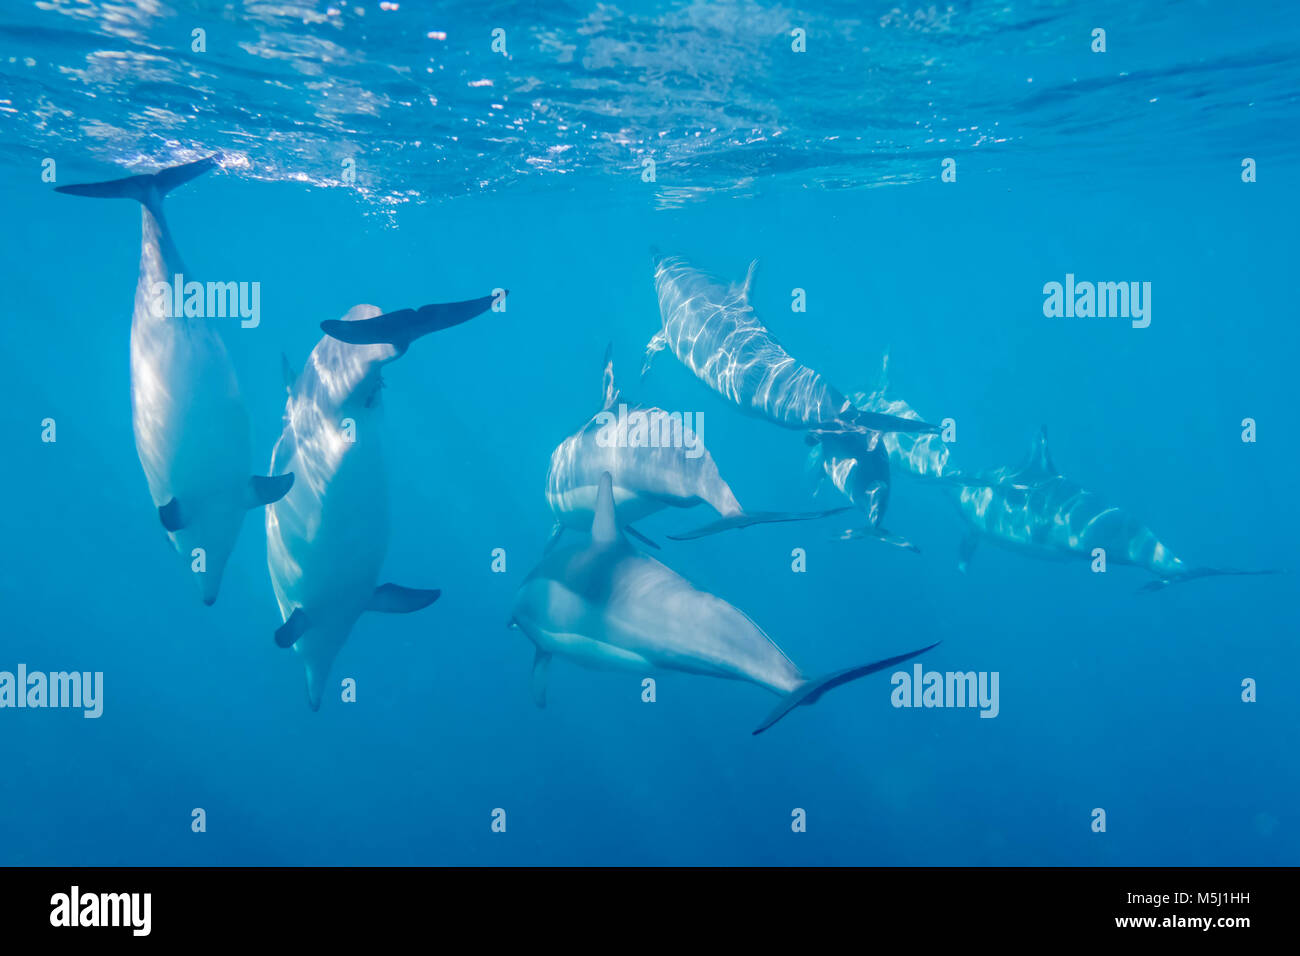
[643,254,942,436]
[267,293,499,709]
[546,346,850,548]
[55,157,294,605]
[805,430,918,551]
[851,352,955,480]
[511,472,939,734]
[950,426,1277,591]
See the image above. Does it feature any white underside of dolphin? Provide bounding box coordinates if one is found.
[513,472,939,734]
[56,157,294,605]
[267,291,501,709]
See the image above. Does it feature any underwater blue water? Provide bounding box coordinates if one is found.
[0,0,1297,865]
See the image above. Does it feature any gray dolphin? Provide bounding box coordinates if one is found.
[546,346,849,547]
[511,472,939,734]
[56,157,293,605]
[268,292,499,709]
[643,254,941,436]
[950,427,1277,591]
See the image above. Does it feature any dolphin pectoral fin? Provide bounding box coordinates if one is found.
[1139,567,1281,593]
[667,506,852,541]
[367,583,442,613]
[958,531,980,573]
[275,608,311,649]
[158,498,187,532]
[54,155,219,209]
[531,649,552,709]
[321,292,502,351]
[641,330,668,380]
[246,473,295,509]
[280,352,296,393]
[625,525,661,550]
[752,641,941,736]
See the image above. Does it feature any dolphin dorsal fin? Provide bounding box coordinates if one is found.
[592,472,621,545]
[1019,426,1057,478]
[601,343,619,411]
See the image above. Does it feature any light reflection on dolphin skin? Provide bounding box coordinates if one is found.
[851,354,954,481]
[511,473,939,734]
[55,157,293,605]
[644,254,942,436]
[806,430,918,552]
[267,293,498,709]
[952,427,1276,591]
[546,347,849,547]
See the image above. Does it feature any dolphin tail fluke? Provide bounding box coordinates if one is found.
[320,292,503,351]
[667,506,852,541]
[753,641,941,736]
[54,155,219,214]
[1139,567,1280,593]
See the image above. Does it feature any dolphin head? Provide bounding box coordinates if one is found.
[168,503,242,606]
[510,532,618,651]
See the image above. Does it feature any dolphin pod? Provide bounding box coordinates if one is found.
[513,473,939,734]
[50,158,1272,725]
[268,295,500,709]
[56,157,294,605]
[545,345,850,549]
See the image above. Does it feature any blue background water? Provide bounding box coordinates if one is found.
[1,1,1297,865]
